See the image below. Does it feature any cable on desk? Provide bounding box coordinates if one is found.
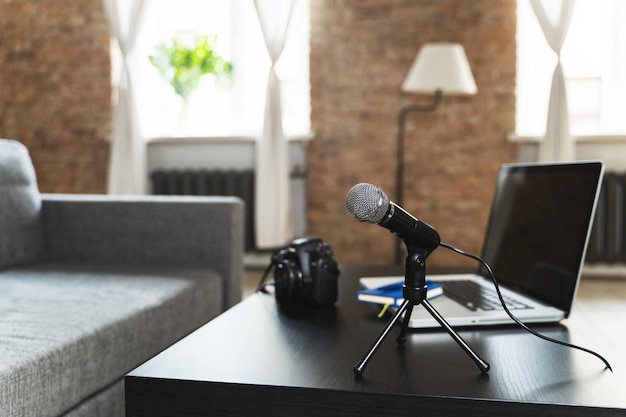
[440,241,613,372]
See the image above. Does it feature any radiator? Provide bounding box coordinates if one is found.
[587,172,626,263]
[150,169,256,251]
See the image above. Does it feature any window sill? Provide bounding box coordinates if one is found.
[508,132,626,144]
[147,132,315,145]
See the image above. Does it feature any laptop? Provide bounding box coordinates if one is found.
[360,161,604,329]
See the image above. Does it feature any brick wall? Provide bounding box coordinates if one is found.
[0,0,111,194]
[1,0,517,266]
[308,0,517,266]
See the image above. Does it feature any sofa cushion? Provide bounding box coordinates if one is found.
[0,263,222,417]
[62,379,124,417]
[0,139,44,269]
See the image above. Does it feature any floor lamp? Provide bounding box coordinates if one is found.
[395,43,477,262]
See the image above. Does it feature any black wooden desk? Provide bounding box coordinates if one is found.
[126,265,626,416]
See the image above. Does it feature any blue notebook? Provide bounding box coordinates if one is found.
[357,279,443,307]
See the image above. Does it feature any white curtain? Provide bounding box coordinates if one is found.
[529,0,577,161]
[252,0,302,248]
[103,0,148,194]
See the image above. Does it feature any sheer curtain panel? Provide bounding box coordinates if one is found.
[529,0,577,161]
[252,0,304,249]
[104,0,148,194]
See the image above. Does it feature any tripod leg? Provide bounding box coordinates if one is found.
[421,299,490,373]
[354,299,411,376]
[396,302,415,345]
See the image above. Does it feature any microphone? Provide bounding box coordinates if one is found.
[345,183,441,256]
[346,185,612,374]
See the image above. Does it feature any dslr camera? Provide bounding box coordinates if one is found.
[270,237,339,305]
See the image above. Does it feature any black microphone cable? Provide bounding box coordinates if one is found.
[440,241,613,372]
[256,256,277,293]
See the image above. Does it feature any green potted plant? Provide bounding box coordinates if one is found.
[149,34,233,120]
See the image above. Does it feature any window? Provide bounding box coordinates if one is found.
[516,0,626,136]
[132,0,310,138]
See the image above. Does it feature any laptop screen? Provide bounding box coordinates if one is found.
[478,161,603,315]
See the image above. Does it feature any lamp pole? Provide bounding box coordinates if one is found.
[395,89,442,263]
[396,90,443,209]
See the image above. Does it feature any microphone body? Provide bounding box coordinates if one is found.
[347,183,493,376]
[345,183,441,257]
[380,201,441,254]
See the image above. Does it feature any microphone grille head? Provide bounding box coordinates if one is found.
[345,183,390,224]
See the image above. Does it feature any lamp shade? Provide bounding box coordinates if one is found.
[402,43,477,95]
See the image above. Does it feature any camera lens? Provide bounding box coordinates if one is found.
[274,261,298,300]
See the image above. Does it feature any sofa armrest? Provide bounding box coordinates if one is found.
[40,194,244,310]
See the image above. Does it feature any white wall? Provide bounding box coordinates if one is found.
[146,137,309,239]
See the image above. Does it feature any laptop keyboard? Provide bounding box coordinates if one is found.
[436,280,533,312]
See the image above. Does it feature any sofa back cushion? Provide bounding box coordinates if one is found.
[0,139,44,268]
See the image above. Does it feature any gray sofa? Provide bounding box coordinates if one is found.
[0,139,244,417]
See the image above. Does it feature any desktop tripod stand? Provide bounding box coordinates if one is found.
[353,245,491,376]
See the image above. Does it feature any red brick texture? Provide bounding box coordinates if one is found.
[1,0,517,266]
[0,0,111,194]
[308,0,518,266]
